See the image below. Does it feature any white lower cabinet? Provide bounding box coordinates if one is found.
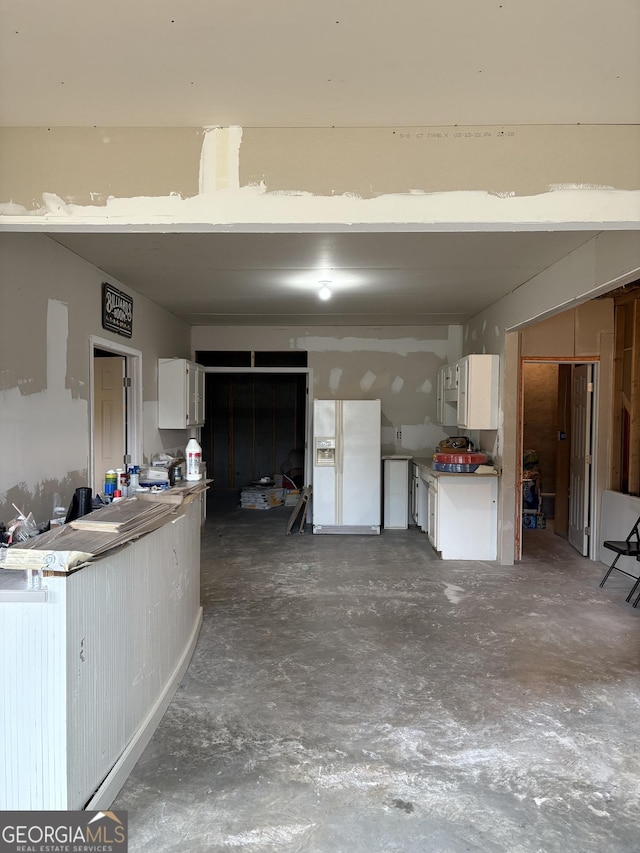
[426,471,498,560]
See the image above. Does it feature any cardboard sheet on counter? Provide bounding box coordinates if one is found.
[0,548,93,572]
[0,485,209,573]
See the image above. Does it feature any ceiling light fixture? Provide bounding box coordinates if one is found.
[318,280,332,301]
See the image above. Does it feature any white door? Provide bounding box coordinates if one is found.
[312,399,338,525]
[93,356,126,495]
[341,400,381,526]
[568,364,593,555]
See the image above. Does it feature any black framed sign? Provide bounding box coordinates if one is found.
[102,282,133,338]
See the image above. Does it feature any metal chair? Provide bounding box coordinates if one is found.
[600,517,640,603]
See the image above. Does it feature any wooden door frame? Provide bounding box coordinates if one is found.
[202,367,314,489]
[517,356,599,560]
[89,335,143,495]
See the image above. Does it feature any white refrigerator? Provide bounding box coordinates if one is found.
[312,399,381,534]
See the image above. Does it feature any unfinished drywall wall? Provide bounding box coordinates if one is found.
[520,299,615,357]
[0,128,202,210]
[192,324,462,457]
[240,126,640,198]
[465,242,627,564]
[1,125,639,226]
[0,233,191,524]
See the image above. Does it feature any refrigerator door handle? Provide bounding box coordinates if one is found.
[337,400,343,524]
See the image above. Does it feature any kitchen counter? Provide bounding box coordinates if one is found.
[413,460,500,479]
[416,463,499,560]
[0,490,203,810]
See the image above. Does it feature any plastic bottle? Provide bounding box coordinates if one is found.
[118,469,128,497]
[185,438,202,481]
[105,470,117,497]
[129,465,140,492]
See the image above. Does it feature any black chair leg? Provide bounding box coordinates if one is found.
[600,555,621,588]
[626,576,640,603]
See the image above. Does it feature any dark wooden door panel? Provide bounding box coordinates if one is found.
[232,376,255,488]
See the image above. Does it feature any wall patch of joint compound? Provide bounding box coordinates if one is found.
[297,336,454,359]
[0,124,639,226]
[199,126,242,194]
[328,367,343,394]
[0,300,88,509]
[360,371,377,392]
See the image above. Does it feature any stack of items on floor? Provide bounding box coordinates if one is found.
[280,473,301,506]
[522,449,545,529]
[240,479,285,510]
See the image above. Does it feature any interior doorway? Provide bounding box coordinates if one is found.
[519,358,598,559]
[93,350,126,495]
[201,369,311,512]
[90,335,143,498]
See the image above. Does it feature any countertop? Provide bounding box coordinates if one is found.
[413,460,500,479]
[0,481,208,582]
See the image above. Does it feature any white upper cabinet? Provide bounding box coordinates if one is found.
[436,354,499,430]
[158,358,206,428]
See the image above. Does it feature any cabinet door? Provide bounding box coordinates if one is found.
[456,354,499,430]
[410,465,419,524]
[159,358,206,428]
[457,356,470,427]
[436,476,498,559]
[427,480,438,549]
[187,363,205,427]
[444,363,458,391]
[437,366,458,426]
[436,368,445,425]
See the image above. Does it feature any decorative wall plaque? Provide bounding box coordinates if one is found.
[102,282,133,338]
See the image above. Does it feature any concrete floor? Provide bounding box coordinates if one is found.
[113,509,640,852]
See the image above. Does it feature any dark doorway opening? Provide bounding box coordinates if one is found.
[201,372,307,512]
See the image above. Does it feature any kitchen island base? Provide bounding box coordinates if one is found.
[0,498,202,810]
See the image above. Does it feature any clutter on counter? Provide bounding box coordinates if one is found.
[0,480,209,574]
[431,438,497,474]
[1,446,207,569]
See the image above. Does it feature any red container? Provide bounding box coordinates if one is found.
[433,451,488,465]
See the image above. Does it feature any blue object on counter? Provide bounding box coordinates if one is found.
[432,462,480,473]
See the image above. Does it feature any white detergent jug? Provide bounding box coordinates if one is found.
[185,438,203,481]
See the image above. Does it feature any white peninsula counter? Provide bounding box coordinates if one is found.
[413,460,499,560]
[0,490,204,810]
